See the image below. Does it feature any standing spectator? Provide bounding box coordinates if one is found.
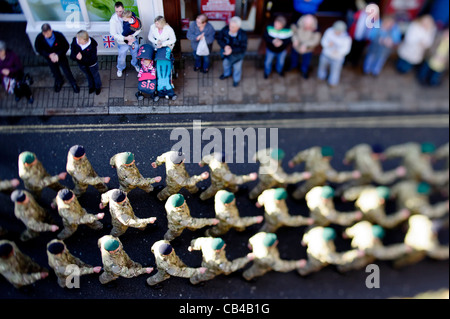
[263,15,293,79]
[317,21,352,87]
[418,29,449,87]
[363,16,402,76]
[109,1,141,78]
[34,23,79,93]
[187,14,215,73]
[292,0,324,24]
[397,15,437,74]
[290,14,321,79]
[70,30,102,95]
[217,16,248,87]
[0,41,33,103]
[148,16,177,51]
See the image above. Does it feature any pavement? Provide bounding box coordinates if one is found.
[1,22,449,117]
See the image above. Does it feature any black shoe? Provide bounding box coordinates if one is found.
[89,87,95,94]
[219,74,230,80]
[301,71,309,79]
[278,71,285,77]
[233,81,240,87]
[15,96,21,102]
[136,92,144,100]
[201,69,209,73]
[72,84,80,93]
[194,67,200,72]
[28,97,34,104]
[95,88,102,95]
[264,73,269,79]
[54,82,63,93]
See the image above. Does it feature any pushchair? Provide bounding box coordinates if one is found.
[136,44,158,102]
[154,46,178,101]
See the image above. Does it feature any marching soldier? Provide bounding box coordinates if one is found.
[434,142,449,196]
[46,239,102,288]
[10,189,59,241]
[199,152,258,201]
[100,189,156,237]
[342,186,410,229]
[98,235,153,285]
[164,194,219,241]
[66,145,110,197]
[0,177,20,192]
[0,240,49,289]
[243,232,302,281]
[256,188,313,233]
[151,150,209,201]
[205,190,263,237]
[249,148,311,200]
[305,186,362,227]
[288,146,361,200]
[147,240,206,287]
[110,151,161,194]
[188,237,254,285]
[55,188,104,239]
[18,151,66,198]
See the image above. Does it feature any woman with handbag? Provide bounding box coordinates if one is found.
[187,14,215,73]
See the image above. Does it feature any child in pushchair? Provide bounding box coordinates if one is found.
[135,44,158,101]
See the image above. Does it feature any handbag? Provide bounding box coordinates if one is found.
[196,37,210,56]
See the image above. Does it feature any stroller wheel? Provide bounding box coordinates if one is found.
[153,95,160,102]
[135,92,144,101]
[171,95,178,101]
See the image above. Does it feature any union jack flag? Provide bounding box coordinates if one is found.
[103,35,115,49]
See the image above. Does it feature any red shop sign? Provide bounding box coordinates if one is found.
[201,0,236,22]
[384,0,427,22]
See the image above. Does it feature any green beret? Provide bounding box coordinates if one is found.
[321,146,334,157]
[376,186,390,200]
[274,188,288,200]
[322,227,337,241]
[321,186,334,199]
[20,151,35,164]
[372,225,385,239]
[219,191,235,204]
[421,142,436,154]
[417,182,431,195]
[211,238,225,250]
[263,233,277,247]
[170,194,185,207]
[118,152,135,165]
[104,239,120,252]
[270,148,285,161]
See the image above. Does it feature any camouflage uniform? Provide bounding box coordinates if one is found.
[243,232,300,281]
[46,239,97,288]
[342,186,410,229]
[199,152,256,201]
[147,240,201,286]
[290,147,357,200]
[101,189,156,237]
[257,189,311,233]
[164,195,217,241]
[154,151,206,201]
[249,148,310,200]
[66,151,108,196]
[110,152,159,194]
[394,215,449,268]
[98,235,150,284]
[435,142,449,195]
[55,191,103,239]
[0,179,16,192]
[205,190,262,237]
[18,151,64,198]
[0,240,47,288]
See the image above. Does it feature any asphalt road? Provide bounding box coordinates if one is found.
[0,112,448,301]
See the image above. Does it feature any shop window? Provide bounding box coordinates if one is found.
[85,0,139,22]
[26,0,84,21]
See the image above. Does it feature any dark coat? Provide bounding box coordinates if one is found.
[70,37,99,67]
[34,31,70,60]
[216,26,248,63]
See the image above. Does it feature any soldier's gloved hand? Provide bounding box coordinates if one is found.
[249,173,258,181]
[187,246,193,252]
[58,172,67,180]
[400,209,410,219]
[99,203,106,210]
[103,177,111,183]
[352,170,361,179]
[93,266,102,273]
[355,211,363,220]
[306,218,315,225]
[212,218,220,225]
[342,232,348,239]
[147,217,157,224]
[201,172,209,180]
[154,176,162,183]
[396,166,407,177]
[357,249,365,258]
[255,202,262,208]
[198,162,205,167]
[247,253,255,261]
[342,159,350,166]
[40,272,49,279]
[255,216,264,224]
[51,225,59,232]
[302,172,312,179]
[199,267,207,274]
[145,267,154,274]
[378,153,387,161]
[10,178,20,188]
[297,259,307,268]
[96,213,105,220]
[151,162,157,169]
[288,161,295,169]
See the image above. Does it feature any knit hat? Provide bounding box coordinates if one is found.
[10,189,26,203]
[170,194,185,207]
[376,186,390,200]
[219,191,235,204]
[20,151,35,164]
[321,146,334,157]
[104,238,120,252]
[58,189,74,201]
[321,186,335,199]
[0,243,13,258]
[262,233,277,247]
[69,145,86,158]
[421,143,436,154]
[322,227,337,241]
[270,149,285,161]
[111,189,127,203]
[372,225,385,239]
[159,243,173,256]
[170,151,185,164]
[274,188,288,200]
[211,238,225,251]
[47,242,65,254]
[118,152,135,165]
[371,144,384,154]
[417,182,431,195]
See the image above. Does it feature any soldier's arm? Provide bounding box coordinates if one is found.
[109,155,117,168]
[280,215,312,227]
[190,238,205,251]
[0,179,15,192]
[327,210,361,227]
[77,209,100,225]
[185,175,205,187]
[200,154,213,167]
[421,201,449,219]
[372,168,400,185]
[422,169,449,186]
[231,216,263,228]
[290,150,309,166]
[80,175,107,186]
[342,186,369,202]
[383,144,409,159]
[374,208,409,229]
[154,152,168,167]
[166,263,198,278]
[36,175,61,188]
[269,257,300,273]
[369,243,410,260]
[1,271,44,287]
[271,170,309,184]
[427,245,449,260]
[225,256,251,274]
[189,217,217,229]
[22,217,55,232]
[326,169,355,183]
[343,148,356,164]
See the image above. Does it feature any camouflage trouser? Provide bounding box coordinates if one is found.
[146,269,171,286]
[292,177,326,200]
[99,271,119,284]
[57,220,103,240]
[73,181,108,197]
[242,262,272,281]
[157,184,199,201]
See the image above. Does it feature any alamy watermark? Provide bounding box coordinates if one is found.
[365,264,380,289]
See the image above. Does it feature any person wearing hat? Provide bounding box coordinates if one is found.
[342,186,410,229]
[243,232,303,281]
[288,146,361,200]
[147,240,206,287]
[18,151,67,198]
[54,188,104,240]
[305,186,362,227]
[163,194,219,241]
[205,190,263,237]
[110,151,161,194]
[248,148,312,200]
[66,145,110,197]
[0,176,20,193]
[383,142,449,186]
[11,189,59,241]
[47,239,102,288]
[198,152,258,201]
[298,226,363,276]
[100,189,156,237]
[393,215,449,268]
[390,181,449,219]
[188,237,254,285]
[337,221,411,272]
[151,150,210,201]
[0,239,49,289]
[98,235,153,285]
[256,188,313,233]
